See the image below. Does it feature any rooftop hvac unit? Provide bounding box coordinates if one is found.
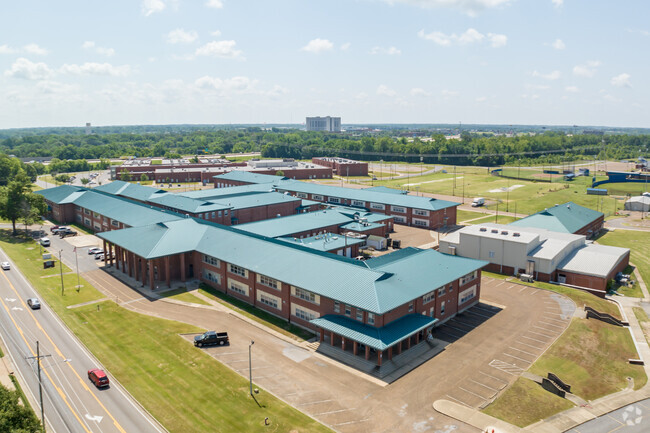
[479,227,487,232]
[501,231,508,235]
[513,232,520,237]
[449,246,456,256]
[491,229,498,233]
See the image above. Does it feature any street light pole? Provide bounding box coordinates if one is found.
[59,250,64,296]
[249,340,255,397]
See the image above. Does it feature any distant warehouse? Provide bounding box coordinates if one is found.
[312,157,368,177]
[306,116,341,132]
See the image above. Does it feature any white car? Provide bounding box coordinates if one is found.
[1,262,9,270]
[27,298,41,309]
[88,247,102,255]
[40,238,50,247]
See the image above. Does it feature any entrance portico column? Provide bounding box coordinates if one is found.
[353,341,358,356]
[115,246,120,271]
[165,256,171,288]
[388,347,393,361]
[141,257,147,287]
[365,345,370,360]
[149,260,154,291]
[180,254,186,282]
[341,337,346,351]
[378,350,383,367]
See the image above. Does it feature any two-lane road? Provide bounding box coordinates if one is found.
[0,248,166,433]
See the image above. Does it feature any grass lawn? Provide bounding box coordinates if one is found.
[160,287,210,306]
[597,230,650,297]
[482,378,574,427]
[68,301,331,433]
[199,284,314,341]
[529,318,646,400]
[463,214,519,225]
[633,307,650,346]
[457,209,490,222]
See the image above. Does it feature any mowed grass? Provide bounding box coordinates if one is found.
[482,378,574,427]
[456,209,490,222]
[529,318,646,400]
[159,287,210,306]
[68,301,331,433]
[598,230,650,297]
[463,214,519,225]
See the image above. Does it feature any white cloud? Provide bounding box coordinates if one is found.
[205,0,224,8]
[195,40,243,59]
[23,43,48,55]
[552,39,565,50]
[0,44,16,54]
[370,46,401,55]
[410,88,431,96]
[82,41,115,57]
[265,85,290,98]
[532,70,561,80]
[301,38,334,53]
[167,29,199,44]
[142,0,166,16]
[565,86,579,93]
[418,28,506,47]
[551,0,563,6]
[210,30,222,37]
[441,89,459,97]
[573,60,600,77]
[36,80,77,95]
[376,84,396,97]
[611,73,631,88]
[195,76,258,93]
[4,57,52,80]
[340,42,351,51]
[475,96,487,102]
[60,62,131,77]
[381,0,511,16]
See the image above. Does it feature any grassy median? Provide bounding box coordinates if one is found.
[0,229,331,433]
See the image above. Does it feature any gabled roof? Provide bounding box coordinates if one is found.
[37,185,86,203]
[274,180,460,211]
[94,180,167,202]
[97,219,486,314]
[509,202,603,234]
[277,233,365,252]
[147,194,230,213]
[213,171,287,184]
[557,243,629,278]
[363,186,409,195]
[178,184,274,200]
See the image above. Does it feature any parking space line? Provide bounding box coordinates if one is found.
[313,408,355,416]
[459,386,488,400]
[494,280,507,288]
[533,325,559,333]
[515,340,544,350]
[518,286,528,293]
[508,345,536,356]
[544,317,568,324]
[444,324,469,334]
[445,394,473,408]
[478,371,509,384]
[333,419,370,427]
[521,335,547,344]
[545,312,567,318]
[285,390,318,397]
[299,399,333,406]
[215,351,248,355]
[527,330,554,338]
[503,352,534,364]
[538,321,565,329]
[470,379,498,392]
[466,310,493,319]
[236,366,271,372]
[226,359,249,363]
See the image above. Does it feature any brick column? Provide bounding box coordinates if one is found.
[353,341,358,356]
[365,345,370,360]
[397,341,402,355]
[141,258,147,287]
[165,256,171,288]
[133,255,139,282]
[378,350,383,367]
[102,240,107,260]
[180,254,186,282]
[341,337,346,351]
[319,331,324,343]
[407,337,411,350]
[330,331,335,346]
[388,347,393,361]
[149,260,154,291]
[115,246,120,271]
[416,333,420,344]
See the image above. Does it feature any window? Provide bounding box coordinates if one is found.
[413,209,429,217]
[229,280,248,296]
[93,212,100,218]
[441,301,446,315]
[352,200,365,207]
[204,270,220,284]
[356,310,363,321]
[489,251,495,258]
[259,275,278,290]
[218,211,222,217]
[312,194,324,201]
[294,287,317,304]
[439,287,446,296]
[449,283,453,292]
[370,203,385,210]
[367,312,375,325]
[345,305,351,317]
[328,197,340,204]
[413,219,429,227]
[460,285,477,304]
[229,264,247,277]
[391,206,406,213]
[461,271,478,285]
[294,307,316,321]
[203,254,220,267]
[408,302,414,312]
[75,214,82,222]
[211,212,216,219]
[259,293,279,309]
[296,192,308,199]
[393,215,407,224]
[334,301,340,313]
[84,209,90,215]
[111,219,119,227]
[423,291,435,304]
[84,218,91,226]
[225,210,229,216]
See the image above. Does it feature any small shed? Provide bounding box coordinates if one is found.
[587,188,608,196]
[625,196,650,212]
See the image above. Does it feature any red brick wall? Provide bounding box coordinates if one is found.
[231,200,300,224]
[575,215,605,238]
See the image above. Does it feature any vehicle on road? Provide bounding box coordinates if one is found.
[88,247,102,255]
[471,197,485,207]
[27,298,41,309]
[1,262,10,270]
[51,226,69,234]
[59,229,77,238]
[194,331,229,347]
[40,237,50,246]
[88,368,110,388]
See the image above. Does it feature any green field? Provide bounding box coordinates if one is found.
[600,182,650,196]
[0,230,330,433]
[598,230,650,297]
[464,214,519,225]
[160,287,210,305]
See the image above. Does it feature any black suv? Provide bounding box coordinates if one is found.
[194,331,229,347]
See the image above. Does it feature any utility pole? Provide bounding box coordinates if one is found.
[74,247,80,292]
[58,250,64,296]
[420,156,423,177]
[249,340,255,397]
[26,341,51,433]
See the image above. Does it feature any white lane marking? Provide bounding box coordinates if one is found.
[333,419,370,426]
[313,408,356,416]
[508,346,536,357]
[527,330,554,338]
[470,379,498,392]
[445,394,472,408]
[85,414,103,423]
[503,352,533,364]
[515,340,544,350]
[458,386,487,400]
[299,399,333,406]
[521,335,547,344]
[11,307,23,311]
[478,370,508,384]
[538,321,565,329]
[5,298,16,302]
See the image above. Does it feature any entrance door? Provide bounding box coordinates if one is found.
[558,274,566,284]
[188,264,194,278]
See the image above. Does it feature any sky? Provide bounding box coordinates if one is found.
[0,0,648,129]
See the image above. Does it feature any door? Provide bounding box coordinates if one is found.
[558,274,566,284]
[189,264,194,278]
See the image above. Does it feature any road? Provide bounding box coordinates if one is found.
[0,246,165,433]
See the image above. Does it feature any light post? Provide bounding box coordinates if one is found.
[249,340,255,397]
[59,250,64,296]
[420,156,423,176]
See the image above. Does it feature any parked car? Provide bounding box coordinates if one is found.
[88,247,102,255]
[59,229,77,238]
[40,238,50,247]
[50,225,61,233]
[101,253,114,262]
[471,197,485,207]
[87,368,110,388]
[27,298,41,309]
[194,331,229,347]
[1,262,10,270]
[95,252,104,260]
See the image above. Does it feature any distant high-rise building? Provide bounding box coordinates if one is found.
[85,122,92,135]
[305,116,341,132]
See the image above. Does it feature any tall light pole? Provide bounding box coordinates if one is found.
[59,250,64,296]
[249,340,255,397]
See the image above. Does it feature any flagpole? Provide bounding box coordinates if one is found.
[74,247,80,292]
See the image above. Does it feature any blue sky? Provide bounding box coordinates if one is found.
[1,0,647,128]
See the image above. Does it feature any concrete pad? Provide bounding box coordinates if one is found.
[65,234,102,248]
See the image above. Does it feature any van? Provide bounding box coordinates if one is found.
[471,197,485,207]
[40,237,51,247]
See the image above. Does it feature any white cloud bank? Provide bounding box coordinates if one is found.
[611,73,631,88]
[82,41,115,57]
[380,0,511,16]
[142,0,166,16]
[195,40,243,59]
[4,57,53,80]
[167,29,199,44]
[418,28,507,47]
[301,38,334,53]
[573,60,600,77]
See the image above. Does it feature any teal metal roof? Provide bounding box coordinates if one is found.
[97,219,486,314]
[178,184,274,200]
[94,180,167,202]
[340,221,385,232]
[509,202,603,234]
[213,171,287,184]
[275,180,460,211]
[37,185,85,203]
[215,191,301,210]
[363,186,409,195]
[238,208,388,238]
[277,233,365,252]
[310,314,437,350]
[148,194,230,213]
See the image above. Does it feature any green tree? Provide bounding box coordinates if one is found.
[55,174,70,183]
[140,173,149,182]
[275,170,285,176]
[0,171,45,235]
[120,170,132,182]
[0,383,42,432]
[80,177,90,185]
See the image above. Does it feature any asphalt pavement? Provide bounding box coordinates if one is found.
[0,245,165,433]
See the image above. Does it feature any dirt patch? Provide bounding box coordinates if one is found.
[531,173,562,179]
